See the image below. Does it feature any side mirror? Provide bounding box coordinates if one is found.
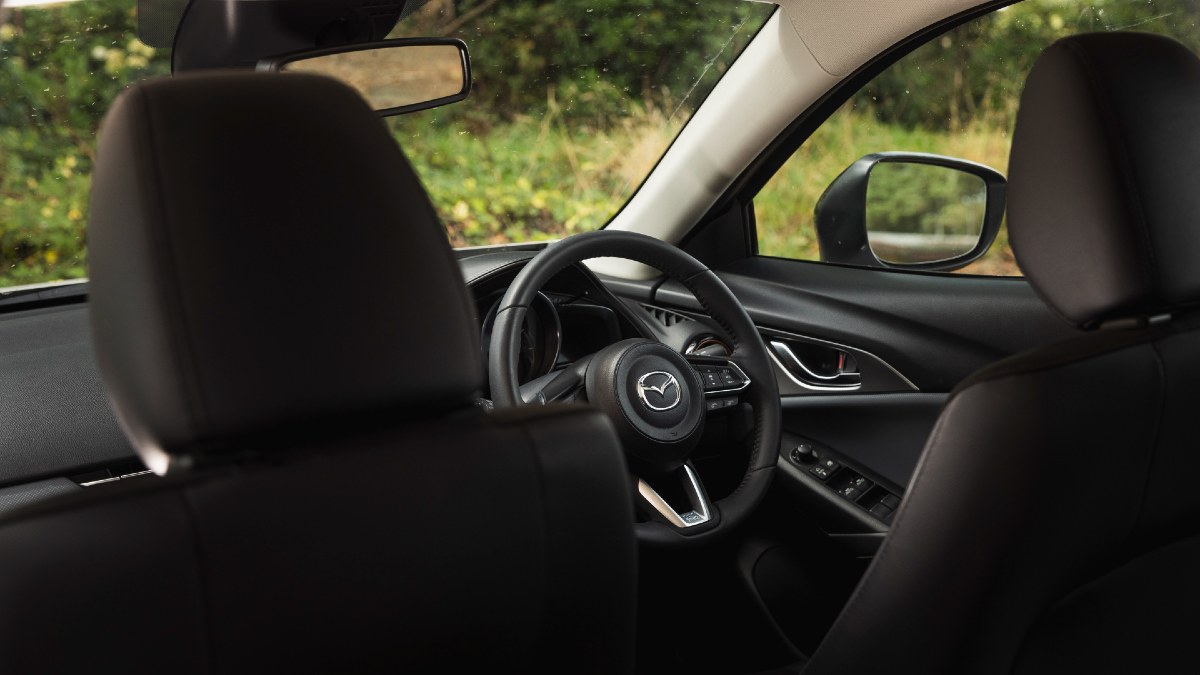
[814,152,1005,271]
[258,38,471,117]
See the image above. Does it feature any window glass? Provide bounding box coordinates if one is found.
[0,0,774,289]
[386,0,773,249]
[754,0,1200,276]
[0,0,168,288]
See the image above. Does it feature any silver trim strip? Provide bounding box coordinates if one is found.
[769,340,853,382]
[764,329,918,392]
[770,340,860,390]
[637,464,712,528]
[79,469,153,487]
[769,351,867,393]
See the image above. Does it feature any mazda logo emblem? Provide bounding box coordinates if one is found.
[636,371,682,411]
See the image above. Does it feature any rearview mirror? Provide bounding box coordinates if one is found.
[258,38,471,117]
[814,152,1005,271]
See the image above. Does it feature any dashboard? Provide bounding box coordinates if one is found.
[0,246,924,540]
[0,249,652,506]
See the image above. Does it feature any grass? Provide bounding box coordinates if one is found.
[1,102,1024,289]
[754,104,1019,276]
[397,102,1021,276]
[391,101,683,248]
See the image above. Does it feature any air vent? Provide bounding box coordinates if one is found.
[641,304,692,328]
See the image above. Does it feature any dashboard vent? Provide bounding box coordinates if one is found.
[642,304,692,328]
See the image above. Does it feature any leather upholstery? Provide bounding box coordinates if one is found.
[1008,33,1200,327]
[88,72,482,471]
[806,33,1200,673]
[0,406,638,674]
[0,72,636,674]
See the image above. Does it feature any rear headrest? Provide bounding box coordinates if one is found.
[88,72,482,472]
[1008,32,1200,328]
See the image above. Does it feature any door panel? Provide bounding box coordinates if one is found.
[602,254,1073,535]
[653,256,1077,392]
[781,393,946,488]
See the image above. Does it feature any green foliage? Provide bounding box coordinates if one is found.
[4,0,1200,287]
[853,0,1200,132]
[393,103,681,246]
[866,163,985,237]
[758,0,1200,276]
[0,0,168,285]
[399,0,772,126]
[755,107,1017,274]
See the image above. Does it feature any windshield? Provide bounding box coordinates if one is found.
[0,0,773,289]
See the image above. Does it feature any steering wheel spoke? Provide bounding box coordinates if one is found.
[635,462,713,529]
[518,354,593,405]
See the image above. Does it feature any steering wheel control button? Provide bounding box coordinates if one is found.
[690,360,751,395]
[706,397,737,412]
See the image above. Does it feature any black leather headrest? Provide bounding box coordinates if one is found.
[1008,32,1200,328]
[88,72,481,472]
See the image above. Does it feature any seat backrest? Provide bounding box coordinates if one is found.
[805,33,1200,674]
[0,72,636,674]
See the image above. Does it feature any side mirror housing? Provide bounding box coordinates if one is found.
[814,152,1006,271]
[258,38,471,117]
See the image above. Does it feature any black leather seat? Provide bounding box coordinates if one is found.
[804,33,1200,674]
[0,72,636,673]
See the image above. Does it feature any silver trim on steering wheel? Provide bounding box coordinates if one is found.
[636,464,712,528]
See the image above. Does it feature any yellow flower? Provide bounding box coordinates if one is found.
[452,201,470,220]
[67,208,82,222]
[40,206,53,218]
[127,38,156,58]
[0,24,17,41]
[104,50,126,75]
[45,250,58,265]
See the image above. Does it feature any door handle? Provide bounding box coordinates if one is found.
[769,340,862,390]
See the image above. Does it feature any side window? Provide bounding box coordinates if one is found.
[754,0,1200,276]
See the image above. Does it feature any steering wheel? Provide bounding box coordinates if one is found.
[489,231,781,546]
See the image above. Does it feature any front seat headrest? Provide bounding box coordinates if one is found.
[87,72,482,473]
[1008,32,1200,328]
